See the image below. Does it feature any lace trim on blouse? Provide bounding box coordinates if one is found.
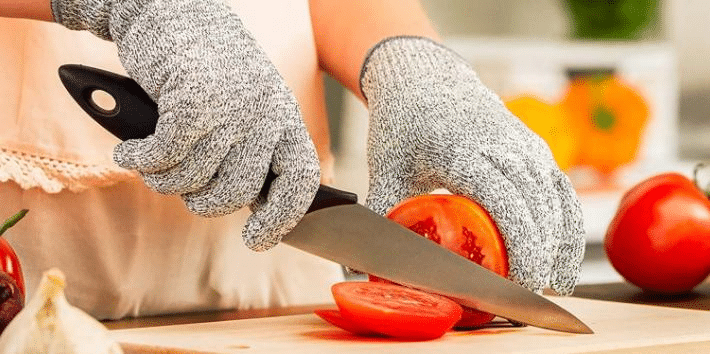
[0,147,138,193]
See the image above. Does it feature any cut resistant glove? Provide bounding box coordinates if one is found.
[51,0,320,251]
[360,36,585,295]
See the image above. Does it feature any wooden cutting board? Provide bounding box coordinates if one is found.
[110,296,710,354]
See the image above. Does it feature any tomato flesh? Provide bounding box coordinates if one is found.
[314,309,379,336]
[367,274,495,328]
[383,194,509,327]
[331,281,462,340]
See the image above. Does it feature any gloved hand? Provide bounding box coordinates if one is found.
[360,36,585,295]
[52,0,320,251]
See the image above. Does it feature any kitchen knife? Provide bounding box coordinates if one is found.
[58,64,593,334]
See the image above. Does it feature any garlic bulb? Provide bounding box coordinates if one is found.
[0,268,123,354]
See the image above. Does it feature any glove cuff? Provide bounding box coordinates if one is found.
[51,0,149,41]
[359,36,471,102]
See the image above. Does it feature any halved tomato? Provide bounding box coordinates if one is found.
[331,281,462,340]
[376,194,510,328]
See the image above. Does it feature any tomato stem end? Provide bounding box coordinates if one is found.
[0,210,28,237]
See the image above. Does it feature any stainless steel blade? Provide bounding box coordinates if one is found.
[281,204,593,334]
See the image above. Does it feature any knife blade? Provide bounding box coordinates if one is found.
[58,64,592,334]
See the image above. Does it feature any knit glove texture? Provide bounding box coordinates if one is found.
[52,0,320,251]
[360,36,585,295]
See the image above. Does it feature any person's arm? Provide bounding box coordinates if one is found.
[309,0,440,101]
[0,0,53,21]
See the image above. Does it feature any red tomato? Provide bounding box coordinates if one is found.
[0,239,23,295]
[314,309,379,336]
[375,194,509,328]
[605,173,710,294]
[331,281,462,340]
[0,210,26,295]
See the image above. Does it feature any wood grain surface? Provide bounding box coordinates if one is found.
[110,296,710,354]
[120,342,221,354]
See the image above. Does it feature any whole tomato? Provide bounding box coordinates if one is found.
[372,194,509,328]
[605,172,710,294]
[0,210,26,296]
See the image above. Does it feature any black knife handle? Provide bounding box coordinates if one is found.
[58,64,158,141]
[58,64,357,213]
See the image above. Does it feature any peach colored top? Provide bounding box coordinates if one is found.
[0,0,343,319]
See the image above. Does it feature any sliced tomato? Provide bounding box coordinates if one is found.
[332,281,462,340]
[367,276,496,329]
[382,194,510,328]
[385,194,508,276]
[367,274,396,285]
[314,309,380,336]
[455,308,496,329]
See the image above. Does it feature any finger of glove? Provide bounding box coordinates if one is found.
[182,128,277,217]
[549,169,586,295]
[365,172,428,216]
[242,127,320,252]
[113,110,206,173]
[487,152,558,272]
[446,156,548,293]
[140,124,238,194]
[488,151,564,281]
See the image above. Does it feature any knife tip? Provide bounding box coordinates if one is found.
[533,310,594,334]
[561,318,594,334]
[577,323,595,335]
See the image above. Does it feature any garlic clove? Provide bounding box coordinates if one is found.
[0,268,123,354]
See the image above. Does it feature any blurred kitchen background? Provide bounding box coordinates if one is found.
[324,0,710,285]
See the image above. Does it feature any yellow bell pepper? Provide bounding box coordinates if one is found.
[505,95,578,171]
[560,74,649,176]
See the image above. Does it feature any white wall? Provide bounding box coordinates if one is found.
[422,0,710,96]
[666,0,710,91]
[421,0,569,38]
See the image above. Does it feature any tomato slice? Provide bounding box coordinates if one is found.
[385,195,509,276]
[384,194,509,328]
[314,309,380,336]
[455,308,496,329]
[366,278,494,328]
[367,275,496,329]
[332,281,462,340]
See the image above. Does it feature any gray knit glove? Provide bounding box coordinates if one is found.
[360,37,585,295]
[51,0,320,251]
